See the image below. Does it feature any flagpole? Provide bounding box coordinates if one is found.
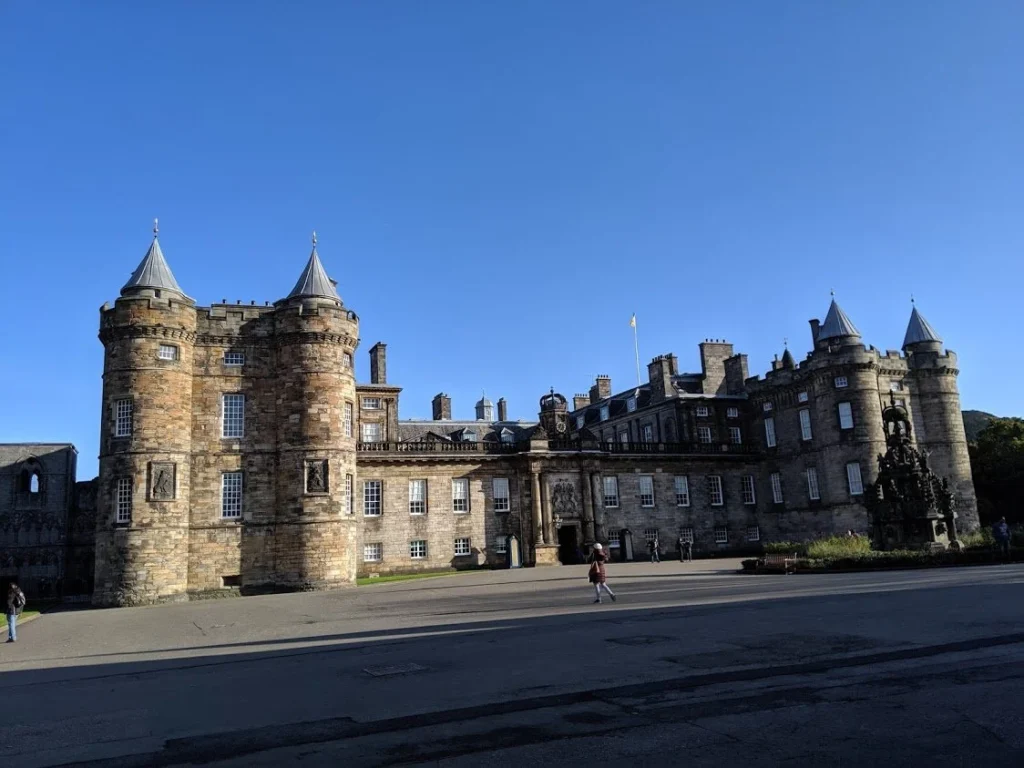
[632,314,641,386]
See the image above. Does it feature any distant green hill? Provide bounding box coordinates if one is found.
[963,410,996,443]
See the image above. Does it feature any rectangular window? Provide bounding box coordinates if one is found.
[643,527,658,543]
[452,478,469,513]
[362,397,382,410]
[674,476,690,506]
[344,474,353,514]
[696,405,709,417]
[764,417,777,447]
[363,480,382,516]
[618,430,629,444]
[727,407,739,419]
[680,527,694,543]
[575,415,585,429]
[363,543,382,562]
[847,462,864,496]
[641,424,653,443]
[747,525,760,542]
[890,380,903,392]
[603,476,619,508]
[114,399,133,437]
[600,404,610,421]
[895,398,906,407]
[454,537,471,556]
[708,475,724,506]
[222,394,245,438]
[763,402,773,412]
[221,472,243,519]
[798,391,809,403]
[607,530,621,548]
[361,422,382,443]
[115,477,133,523]
[729,426,742,445]
[698,426,713,444]
[493,477,510,512]
[838,402,854,430]
[834,376,848,389]
[343,352,352,369]
[741,475,756,505]
[639,475,655,507]
[627,396,637,413]
[343,403,353,439]
[224,351,245,366]
[806,467,820,500]
[494,536,508,554]
[771,472,784,504]
[714,525,728,544]
[799,409,813,441]
[158,344,177,361]
[410,540,427,559]
[409,479,427,515]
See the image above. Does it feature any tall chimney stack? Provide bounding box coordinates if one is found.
[369,342,387,384]
[497,397,508,422]
[432,393,452,420]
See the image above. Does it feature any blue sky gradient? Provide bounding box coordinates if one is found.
[1,2,1021,478]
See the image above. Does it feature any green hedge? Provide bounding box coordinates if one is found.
[763,536,871,558]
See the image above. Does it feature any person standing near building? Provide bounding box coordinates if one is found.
[993,517,1011,560]
[588,544,617,604]
[6,581,25,643]
[648,535,660,563]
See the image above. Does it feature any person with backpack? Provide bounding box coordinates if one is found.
[7,581,26,643]
[588,544,617,604]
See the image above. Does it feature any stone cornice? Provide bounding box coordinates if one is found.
[275,331,358,348]
[99,325,198,344]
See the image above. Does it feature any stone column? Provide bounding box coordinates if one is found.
[581,470,595,544]
[591,472,606,542]
[531,470,545,546]
[541,473,555,545]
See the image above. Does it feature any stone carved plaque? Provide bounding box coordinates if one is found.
[150,462,176,501]
[306,460,329,494]
[550,479,579,519]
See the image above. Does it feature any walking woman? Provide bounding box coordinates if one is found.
[588,543,617,604]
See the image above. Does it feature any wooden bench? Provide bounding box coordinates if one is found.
[758,553,798,574]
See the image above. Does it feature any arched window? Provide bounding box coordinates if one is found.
[18,460,42,495]
[30,473,40,493]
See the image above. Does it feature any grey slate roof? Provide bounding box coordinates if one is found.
[121,233,184,296]
[397,421,537,443]
[288,244,340,301]
[817,299,861,340]
[903,306,942,347]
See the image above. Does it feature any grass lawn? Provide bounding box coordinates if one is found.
[357,571,471,587]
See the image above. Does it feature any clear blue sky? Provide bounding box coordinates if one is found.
[2,2,1021,479]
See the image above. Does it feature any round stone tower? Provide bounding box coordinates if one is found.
[902,305,979,531]
[94,221,196,606]
[271,233,360,590]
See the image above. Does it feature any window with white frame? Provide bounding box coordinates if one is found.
[639,475,655,507]
[410,540,427,559]
[363,480,382,516]
[603,476,619,508]
[708,475,724,506]
[158,344,177,361]
[679,527,694,543]
[409,479,427,515]
[770,472,784,504]
[618,430,629,444]
[501,429,515,444]
[343,402,353,438]
[890,380,904,392]
[462,429,477,443]
[763,402,773,412]
[641,424,654,443]
[764,417,777,447]
[221,472,243,519]
[600,404,610,421]
[747,525,760,542]
[344,474,353,514]
[222,394,245,438]
[115,477,132,523]
[799,409,813,441]
[361,422,382,443]
[343,352,352,369]
[714,525,728,544]
[494,535,508,554]
[224,351,245,366]
[806,467,820,500]
[674,475,690,506]
[627,396,637,413]
[114,399,133,437]
[454,537,471,556]
[798,391,809,403]
[493,477,510,512]
[696,405,709,417]
[698,426,713,444]
[729,426,742,445]
[362,397,381,410]
[452,478,469,513]
[576,415,585,429]
[363,543,382,562]
[834,376,848,389]
[607,530,621,548]
[741,475,756,505]
[727,407,739,418]
[643,527,658,543]
[838,402,854,430]
[847,462,864,496]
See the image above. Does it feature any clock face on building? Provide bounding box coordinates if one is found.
[556,421,567,433]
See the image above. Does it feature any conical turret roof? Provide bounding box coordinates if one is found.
[121,220,184,296]
[287,232,340,301]
[903,306,942,347]
[817,298,861,341]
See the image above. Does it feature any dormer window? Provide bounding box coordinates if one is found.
[626,396,637,413]
[575,415,585,430]
[696,406,709,417]
[600,405,610,421]
[462,430,478,443]
[500,428,515,444]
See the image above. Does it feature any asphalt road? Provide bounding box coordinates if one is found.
[3,560,1024,767]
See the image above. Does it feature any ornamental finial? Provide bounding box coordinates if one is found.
[312,230,317,247]
[153,218,159,237]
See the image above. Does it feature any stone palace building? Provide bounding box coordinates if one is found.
[2,225,979,606]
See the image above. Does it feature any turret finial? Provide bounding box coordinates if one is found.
[783,336,788,349]
[153,218,159,237]
[311,230,317,247]
[830,288,835,298]
[911,293,915,305]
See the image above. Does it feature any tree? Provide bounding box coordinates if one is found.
[969,417,1024,526]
